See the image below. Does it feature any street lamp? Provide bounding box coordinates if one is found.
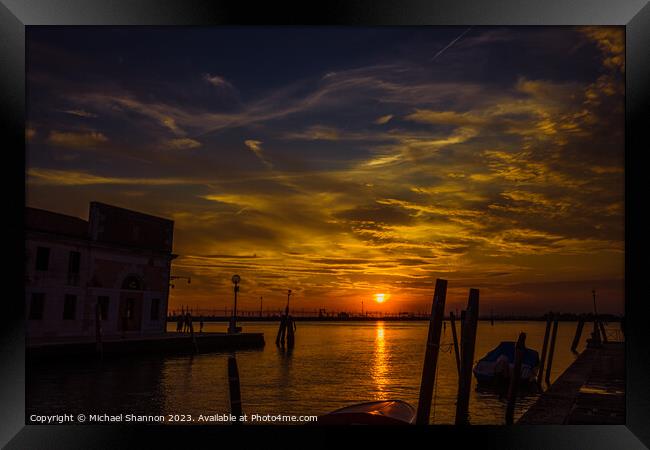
[591,288,601,345]
[228,274,241,334]
[286,289,292,314]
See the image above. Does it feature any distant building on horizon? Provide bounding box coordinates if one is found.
[25,202,176,340]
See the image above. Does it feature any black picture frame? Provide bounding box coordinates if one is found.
[1,0,648,448]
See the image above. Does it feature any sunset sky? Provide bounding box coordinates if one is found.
[26,27,625,315]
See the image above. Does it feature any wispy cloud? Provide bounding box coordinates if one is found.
[431,26,473,61]
[244,140,273,169]
[28,168,205,186]
[46,130,108,148]
[61,109,98,118]
[164,137,202,150]
[374,114,393,125]
[282,125,341,141]
[203,73,234,89]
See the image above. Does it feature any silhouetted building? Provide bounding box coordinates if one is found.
[25,202,175,339]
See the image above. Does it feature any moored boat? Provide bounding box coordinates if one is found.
[473,341,540,385]
[318,400,416,425]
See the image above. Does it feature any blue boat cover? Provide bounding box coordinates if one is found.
[480,341,540,367]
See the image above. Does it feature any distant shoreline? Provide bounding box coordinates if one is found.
[167,314,623,323]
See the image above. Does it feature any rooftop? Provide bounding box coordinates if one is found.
[25,207,88,238]
[26,203,174,253]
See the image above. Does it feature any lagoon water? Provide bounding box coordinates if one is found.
[27,320,621,425]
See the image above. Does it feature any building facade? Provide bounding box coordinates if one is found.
[25,202,175,340]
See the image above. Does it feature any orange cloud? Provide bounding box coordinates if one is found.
[581,26,624,72]
[164,137,202,150]
[46,130,108,148]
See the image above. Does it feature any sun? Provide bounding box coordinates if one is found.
[374,293,386,303]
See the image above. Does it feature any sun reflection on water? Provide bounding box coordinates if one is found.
[372,322,389,398]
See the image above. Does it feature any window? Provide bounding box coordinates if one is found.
[68,251,81,273]
[98,296,109,320]
[63,294,76,320]
[150,298,160,320]
[35,247,50,271]
[67,251,81,285]
[29,293,45,320]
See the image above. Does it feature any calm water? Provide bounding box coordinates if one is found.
[27,320,621,425]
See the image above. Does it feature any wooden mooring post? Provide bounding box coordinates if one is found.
[459,309,466,356]
[544,316,559,385]
[588,319,602,348]
[505,332,526,424]
[571,316,585,353]
[455,288,479,425]
[95,301,103,359]
[190,320,198,354]
[599,320,608,343]
[536,313,552,387]
[275,307,288,347]
[415,278,448,425]
[588,289,602,348]
[286,315,296,349]
[228,355,243,423]
[450,311,461,376]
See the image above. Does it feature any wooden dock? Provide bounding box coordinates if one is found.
[518,342,624,424]
[27,332,265,361]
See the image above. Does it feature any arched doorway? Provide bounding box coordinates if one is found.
[119,274,144,334]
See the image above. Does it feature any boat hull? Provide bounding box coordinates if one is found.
[473,341,540,386]
[318,400,416,425]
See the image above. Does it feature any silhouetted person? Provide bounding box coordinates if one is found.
[176,314,183,333]
[184,312,192,333]
[199,316,204,333]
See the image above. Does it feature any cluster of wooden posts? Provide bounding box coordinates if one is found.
[416,279,481,425]
[415,279,593,425]
[416,278,558,425]
[275,308,296,349]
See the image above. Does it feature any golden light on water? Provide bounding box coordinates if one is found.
[372,322,388,398]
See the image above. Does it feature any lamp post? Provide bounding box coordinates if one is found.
[286,289,292,314]
[589,288,602,347]
[229,275,240,334]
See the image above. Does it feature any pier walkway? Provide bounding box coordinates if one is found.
[518,342,624,424]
